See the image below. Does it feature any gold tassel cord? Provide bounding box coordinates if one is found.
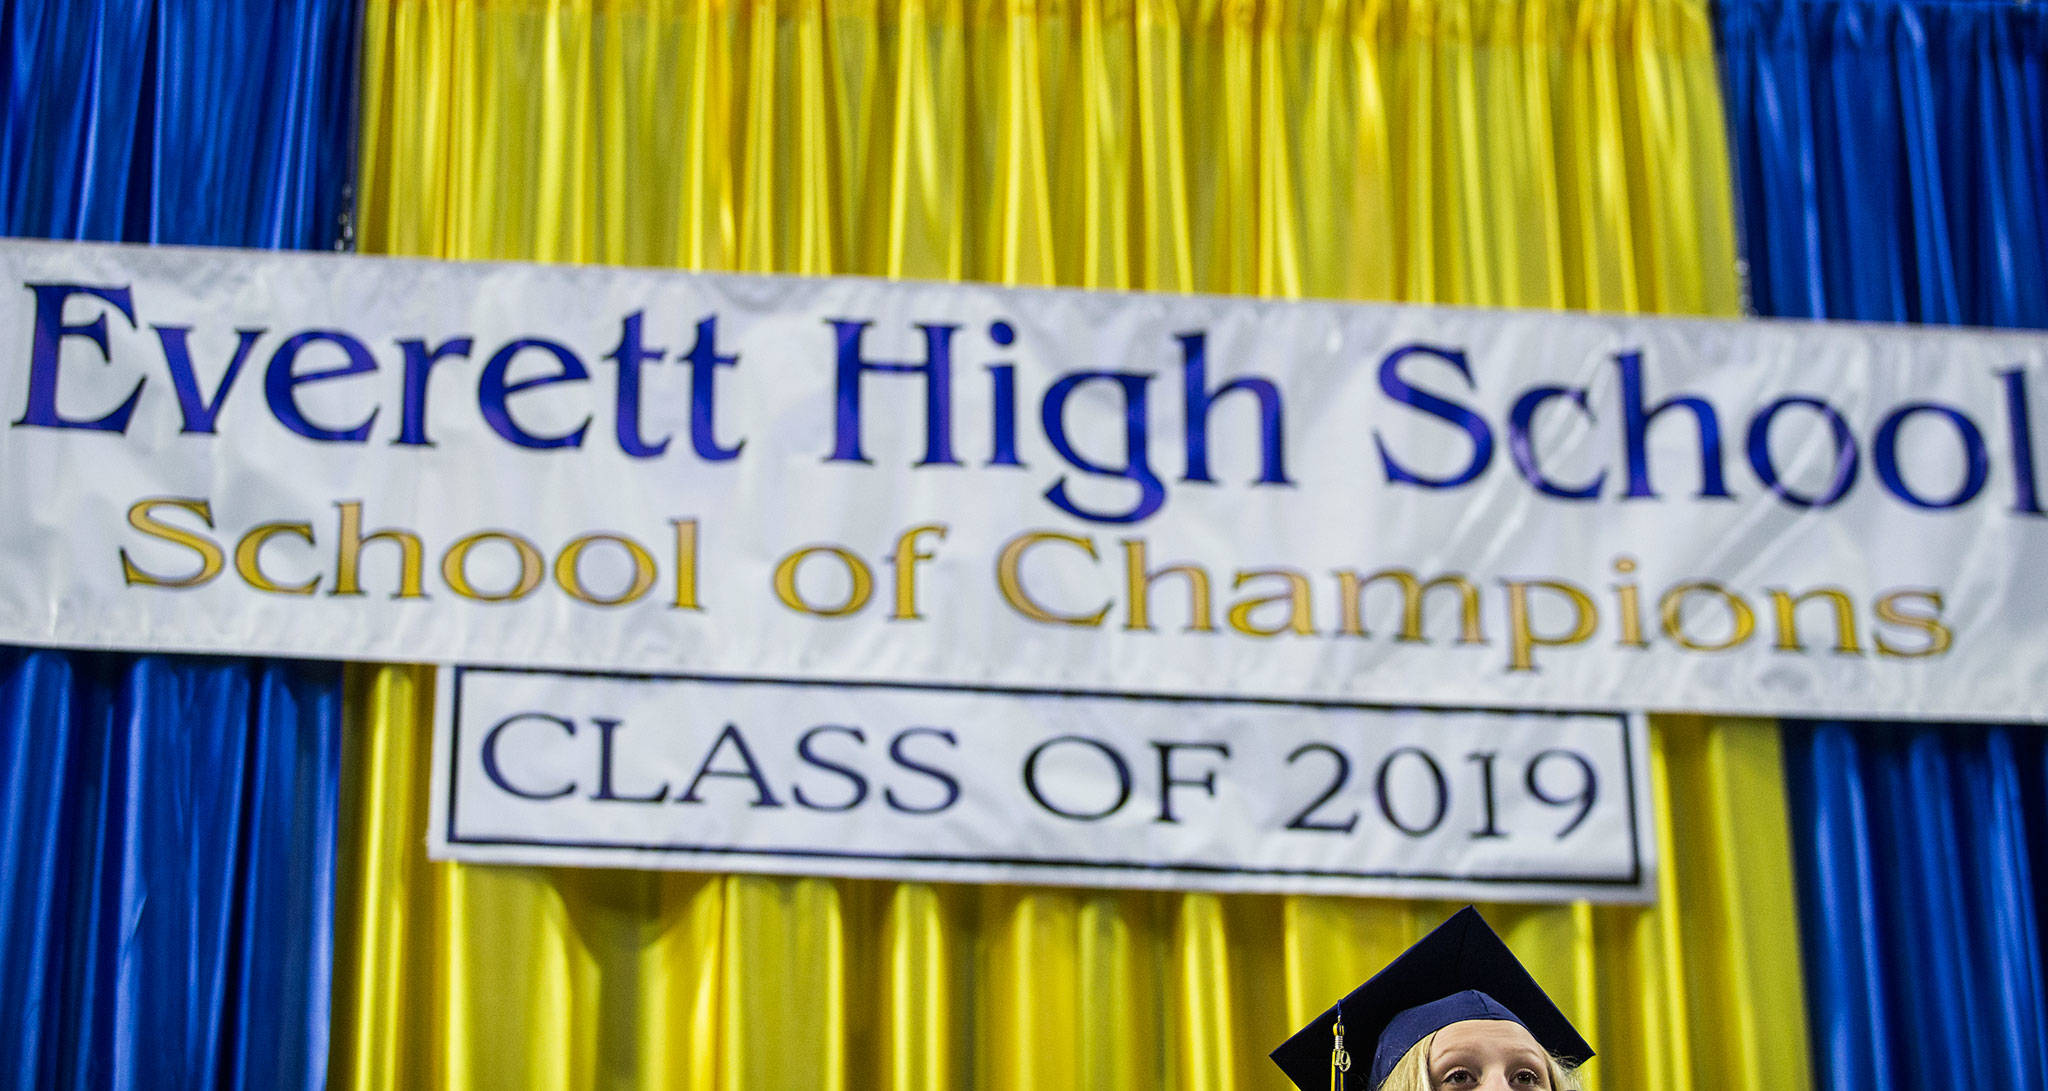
[1331,1013,1350,1091]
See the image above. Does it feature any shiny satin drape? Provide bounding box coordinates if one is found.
[356,0,1743,314]
[1781,723,2048,1090]
[337,1,1810,1087]
[1717,0,2048,329]
[0,650,342,1089]
[0,1,360,1085]
[1717,1,2048,1087]
[0,0,361,248]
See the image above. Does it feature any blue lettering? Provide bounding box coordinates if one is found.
[987,364,1024,466]
[2001,368,2043,516]
[1617,350,1730,499]
[1874,403,1988,510]
[1180,331,1289,485]
[264,329,380,443]
[682,315,744,461]
[604,312,670,458]
[153,325,264,434]
[15,282,143,432]
[394,336,474,447]
[827,319,958,466]
[1746,396,1859,508]
[1374,344,1493,489]
[986,320,1024,467]
[1040,370,1164,523]
[1507,385,1605,499]
[477,338,590,450]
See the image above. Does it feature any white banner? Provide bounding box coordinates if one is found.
[2,238,2047,721]
[431,666,1652,901]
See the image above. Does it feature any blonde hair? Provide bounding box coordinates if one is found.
[1374,1031,1583,1091]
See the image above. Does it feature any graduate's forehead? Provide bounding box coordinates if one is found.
[1430,1019,1547,1061]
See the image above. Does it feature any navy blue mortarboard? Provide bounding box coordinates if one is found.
[1268,907,1593,1090]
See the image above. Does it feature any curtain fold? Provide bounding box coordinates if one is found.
[1717,0,2048,328]
[0,0,361,1085]
[0,649,341,1089]
[355,0,1742,314]
[339,2,1809,1088]
[0,0,361,248]
[1781,722,2048,1089]
[1717,2,2048,1086]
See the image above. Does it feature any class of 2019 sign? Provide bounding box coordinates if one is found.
[4,238,2047,897]
[434,666,1651,902]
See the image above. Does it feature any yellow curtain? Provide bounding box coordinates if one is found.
[335,0,1803,1087]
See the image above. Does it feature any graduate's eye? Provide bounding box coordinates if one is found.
[1511,1068,1546,1087]
[1438,1071,1477,1088]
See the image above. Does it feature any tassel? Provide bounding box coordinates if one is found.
[1330,1013,1351,1091]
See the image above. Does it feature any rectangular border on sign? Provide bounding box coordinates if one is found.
[437,664,1646,890]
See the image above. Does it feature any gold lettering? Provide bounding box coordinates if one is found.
[773,545,873,617]
[995,532,1108,627]
[120,497,224,588]
[554,533,658,606]
[1227,569,1316,637]
[1875,589,1953,658]
[1503,579,1598,672]
[1334,568,1484,643]
[671,519,701,610]
[332,500,425,598]
[1612,555,1647,648]
[889,523,948,620]
[1122,538,1213,633]
[1659,582,1756,652]
[233,522,318,595]
[1767,586,1861,654]
[442,531,545,602]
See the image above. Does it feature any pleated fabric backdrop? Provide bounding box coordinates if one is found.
[331,1,1810,1088]
[0,0,360,249]
[1718,0,2047,330]
[1717,1,2048,1087]
[0,651,341,1089]
[0,0,360,1085]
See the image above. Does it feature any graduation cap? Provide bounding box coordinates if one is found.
[1268,906,1593,1090]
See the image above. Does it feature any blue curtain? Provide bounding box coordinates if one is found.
[1782,722,2048,1088]
[1718,0,2048,328]
[0,0,359,1086]
[1718,0,2048,1086]
[0,0,359,247]
[0,650,341,1088]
